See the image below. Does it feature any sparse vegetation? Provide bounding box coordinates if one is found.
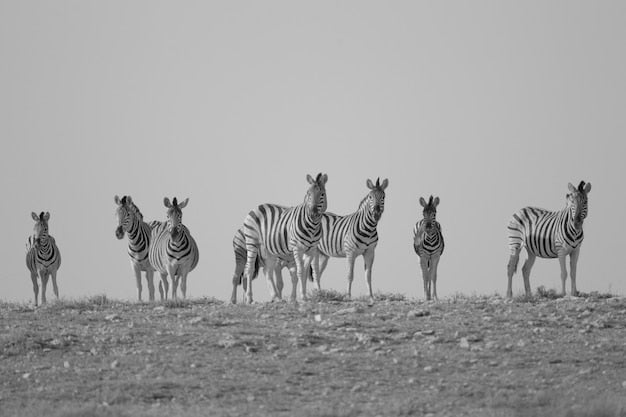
[1,295,625,417]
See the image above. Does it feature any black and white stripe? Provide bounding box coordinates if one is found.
[115,195,159,301]
[149,197,199,300]
[413,195,444,301]
[317,177,388,301]
[26,211,61,306]
[242,173,328,303]
[506,181,591,297]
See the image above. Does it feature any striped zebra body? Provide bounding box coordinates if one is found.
[149,197,199,300]
[26,212,61,306]
[115,195,159,301]
[413,196,444,301]
[230,227,296,304]
[242,173,328,303]
[317,177,388,301]
[506,181,591,298]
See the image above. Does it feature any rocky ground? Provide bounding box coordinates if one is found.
[1,291,625,417]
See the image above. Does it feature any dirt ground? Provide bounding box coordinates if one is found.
[1,292,625,417]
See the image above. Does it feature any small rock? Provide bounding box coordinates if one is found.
[63,361,70,369]
[407,309,430,318]
[334,306,362,315]
[421,329,435,336]
[105,314,121,321]
[22,373,31,379]
[423,366,434,372]
[188,316,203,325]
[622,381,626,389]
[153,306,165,312]
[110,360,119,369]
[314,314,322,322]
[90,348,97,356]
[246,395,255,402]
[244,345,258,353]
[459,337,470,349]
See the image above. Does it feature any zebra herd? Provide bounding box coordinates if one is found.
[24,176,592,306]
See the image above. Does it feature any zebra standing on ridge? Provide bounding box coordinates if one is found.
[231,227,297,304]
[149,197,199,299]
[507,181,591,298]
[26,212,61,306]
[114,195,160,301]
[413,196,444,301]
[316,178,389,302]
[242,173,328,304]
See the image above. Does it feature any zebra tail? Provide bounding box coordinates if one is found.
[308,264,313,282]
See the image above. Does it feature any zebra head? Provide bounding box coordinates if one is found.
[365,177,389,221]
[31,211,50,247]
[114,195,142,239]
[305,173,328,218]
[164,197,189,239]
[567,181,592,228]
[419,195,440,231]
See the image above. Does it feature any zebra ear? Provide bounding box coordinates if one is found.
[306,174,315,184]
[31,212,39,221]
[164,197,172,208]
[44,212,50,221]
[584,182,591,194]
[433,196,440,207]
[114,195,121,205]
[366,179,375,190]
[568,183,576,193]
[178,198,189,209]
[419,197,427,207]
[380,178,389,190]
[321,173,328,184]
[126,195,133,205]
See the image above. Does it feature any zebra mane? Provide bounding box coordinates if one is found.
[122,196,144,221]
[577,181,586,192]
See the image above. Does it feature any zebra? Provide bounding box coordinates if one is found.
[316,177,389,302]
[413,196,444,301]
[506,181,592,298]
[149,197,199,300]
[242,173,328,304]
[230,227,297,304]
[26,212,61,306]
[114,195,161,301]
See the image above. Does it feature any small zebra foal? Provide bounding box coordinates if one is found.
[413,196,444,301]
[26,212,62,306]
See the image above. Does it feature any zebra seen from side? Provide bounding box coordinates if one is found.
[506,181,591,298]
[413,196,444,301]
[114,195,160,301]
[316,177,389,302]
[242,173,328,304]
[149,197,199,300]
[230,227,297,304]
[26,211,62,306]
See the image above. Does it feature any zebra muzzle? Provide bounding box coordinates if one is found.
[115,226,124,239]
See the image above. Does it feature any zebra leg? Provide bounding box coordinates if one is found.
[169,267,179,300]
[293,249,308,301]
[51,270,59,300]
[263,257,279,301]
[506,248,521,298]
[289,264,298,303]
[558,254,568,296]
[363,248,376,303]
[419,256,430,301]
[569,248,581,296]
[274,265,284,300]
[180,272,188,299]
[318,254,330,290]
[159,274,168,300]
[231,258,245,304]
[133,263,143,301]
[146,269,155,302]
[30,271,39,307]
[430,255,441,301]
[39,270,49,305]
[345,254,357,299]
[521,252,536,297]
[244,248,259,304]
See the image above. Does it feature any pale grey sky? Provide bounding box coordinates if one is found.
[1,1,625,302]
